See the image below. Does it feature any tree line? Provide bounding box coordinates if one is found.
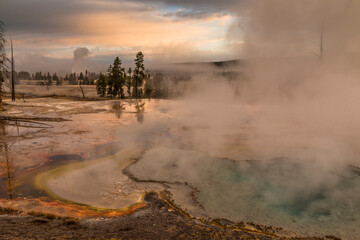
[95,52,193,99]
[0,20,195,102]
[96,51,148,99]
[13,70,99,87]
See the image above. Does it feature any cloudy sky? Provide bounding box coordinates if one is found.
[0,0,242,73]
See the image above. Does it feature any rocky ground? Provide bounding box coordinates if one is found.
[0,193,339,240]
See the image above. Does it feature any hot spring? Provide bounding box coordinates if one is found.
[10,99,360,240]
[129,147,360,239]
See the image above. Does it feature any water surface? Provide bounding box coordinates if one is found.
[130,147,360,240]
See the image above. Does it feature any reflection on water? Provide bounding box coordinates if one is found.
[110,100,146,122]
[111,101,126,119]
[0,98,179,202]
[0,120,14,199]
[130,147,360,240]
[135,100,145,123]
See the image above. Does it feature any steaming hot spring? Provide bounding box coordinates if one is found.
[16,99,360,240]
[129,147,360,239]
[35,141,360,239]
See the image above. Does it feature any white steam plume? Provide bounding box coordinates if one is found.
[72,47,90,73]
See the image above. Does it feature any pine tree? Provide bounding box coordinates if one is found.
[88,72,97,85]
[126,67,132,98]
[69,73,77,85]
[133,51,145,98]
[78,72,85,83]
[96,73,107,97]
[47,72,52,85]
[112,57,121,98]
[53,73,61,85]
[64,74,69,83]
[106,65,113,97]
[107,57,125,98]
[83,70,90,85]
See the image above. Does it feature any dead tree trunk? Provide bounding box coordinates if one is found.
[10,36,15,102]
[0,81,2,108]
[79,81,86,100]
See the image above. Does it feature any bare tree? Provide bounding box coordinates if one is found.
[10,36,15,102]
[0,21,8,108]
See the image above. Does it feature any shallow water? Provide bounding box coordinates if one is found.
[130,147,360,240]
[3,97,360,239]
[1,98,181,205]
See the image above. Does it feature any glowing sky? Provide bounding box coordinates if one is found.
[0,0,241,72]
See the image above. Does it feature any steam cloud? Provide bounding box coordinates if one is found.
[230,0,360,168]
[116,0,360,184]
[73,47,90,59]
[72,47,90,73]
[113,1,360,238]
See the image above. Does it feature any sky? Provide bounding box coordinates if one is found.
[0,0,242,73]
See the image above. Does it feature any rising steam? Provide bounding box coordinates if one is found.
[229,0,360,169]
[112,2,360,238]
[72,47,90,73]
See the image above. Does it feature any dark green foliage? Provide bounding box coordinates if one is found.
[18,71,31,80]
[96,72,107,97]
[126,67,132,97]
[52,73,61,85]
[83,70,90,85]
[78,72,84,82]
[68,73,77,85]
[34,72,44,80]
[132,51,145,98]
[106,65,113,97]
[107,57,125,98]
[47,72,52,85]
[84,76,89,85]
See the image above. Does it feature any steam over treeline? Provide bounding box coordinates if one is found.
[93,53,246,99]
[13,53,245,100]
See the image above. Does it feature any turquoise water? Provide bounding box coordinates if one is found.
[130,147,360,239]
